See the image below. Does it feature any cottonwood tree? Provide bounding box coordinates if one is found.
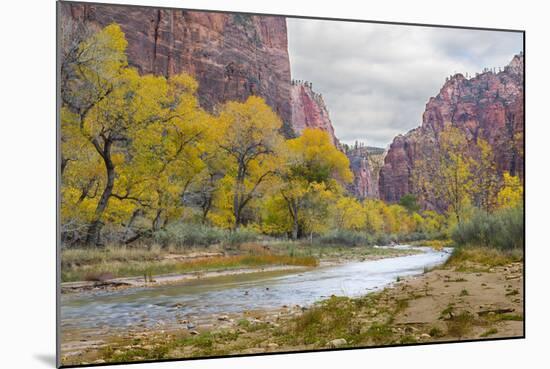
[61,24,213,246]
[331,197,365,231]
[471,138,500,213]
[60,24,129,245]
[300,182,337,240]
[413,124,474,224]
[127,74,211,235]
[184,146,229,225]
[280,128,352,239]
[77,69,172,245]
[217,96,284,229]
[363,199,385,235]
[496,172,523,209]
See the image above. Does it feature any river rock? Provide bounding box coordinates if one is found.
[189,330,200,335]
[328,338,347,348]
[218,315,229,321]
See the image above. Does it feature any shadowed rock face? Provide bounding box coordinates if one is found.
[60,2,293,134]
[347,148,374,199]
[379,54,524,204]
[344,146,382,199]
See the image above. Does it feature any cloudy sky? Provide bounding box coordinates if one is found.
[287,19,523,148]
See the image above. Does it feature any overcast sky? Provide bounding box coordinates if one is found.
[287,19,523,148]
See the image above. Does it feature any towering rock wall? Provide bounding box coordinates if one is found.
[60,2,294,133]
[290,81,339,145]
[379,54,524,204]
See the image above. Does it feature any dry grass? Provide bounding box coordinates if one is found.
[61,246,317,282]
[416,239,453,251]
[61,245,164,268]
[445,246,523,269]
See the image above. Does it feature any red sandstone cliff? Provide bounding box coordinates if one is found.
[379,54,524,203]
[60,2,294,134]
[290,81,339,145]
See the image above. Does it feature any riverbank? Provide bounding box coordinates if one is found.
[61,264,310,294]
[59,246,523,365]
[60,243,421,292]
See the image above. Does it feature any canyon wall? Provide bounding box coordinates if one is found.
[290,81,339,145]
[379,54,524,204]
[60,2,294,134]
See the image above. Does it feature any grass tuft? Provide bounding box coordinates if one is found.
[446,311,475,338]
[480,328,498,337]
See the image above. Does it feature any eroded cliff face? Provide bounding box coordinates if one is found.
[60,2,293,133]
[290,81,339,145]
[379,54,524,204]
[344,146,385,199]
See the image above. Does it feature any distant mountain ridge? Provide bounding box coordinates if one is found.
[379,53,524,204]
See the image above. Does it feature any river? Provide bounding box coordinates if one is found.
[61,246,451,335]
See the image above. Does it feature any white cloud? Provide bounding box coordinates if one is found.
[287,19,523,147]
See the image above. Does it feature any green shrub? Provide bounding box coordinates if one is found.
[153,224,261,248]
[400,232,427,242]
[223,227,260,246]
[452,207,523,250]
[375,233,393,246]
[318,230,368,246]
[317,231,430,247]
[153,223,225,247]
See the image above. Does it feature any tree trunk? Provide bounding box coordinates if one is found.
[282,193,299,240]
[291,201,299,240]
[233,160,247,230]
[233,184,243,230]
[152,209,164,232]
[201,198,212,225]
[123,209,142,242]
[85,139,114,246]
[61,156,69,175]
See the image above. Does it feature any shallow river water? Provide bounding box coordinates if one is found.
[61,246,451,332]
